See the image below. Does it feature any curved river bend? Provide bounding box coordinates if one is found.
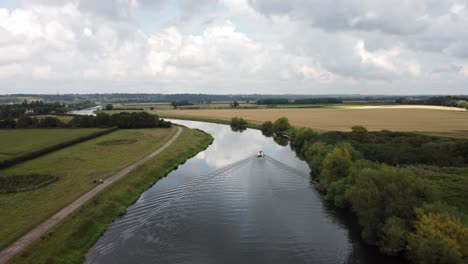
[86,120,395,264]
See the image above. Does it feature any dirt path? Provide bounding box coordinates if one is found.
[0,127,183,264]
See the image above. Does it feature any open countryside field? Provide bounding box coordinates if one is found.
[159,106,468,133]
[0,129,104,162]
[0,127,177,250]
[9,128,213,264]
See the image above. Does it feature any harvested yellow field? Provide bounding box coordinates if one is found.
[160,107,468,133]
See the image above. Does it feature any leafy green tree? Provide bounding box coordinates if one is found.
[260,121,274,137]
[378,216,409,255]
[319,145,354,190]
[347,166,430,246]
[232,101,240,108]
[351,125,369,142]
[273,117,291,135]
[105,104,113,110]
[407,211,468,264]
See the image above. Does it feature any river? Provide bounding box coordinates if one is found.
[85,119,395,263]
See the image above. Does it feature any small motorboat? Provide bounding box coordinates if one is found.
[257,151,264,158]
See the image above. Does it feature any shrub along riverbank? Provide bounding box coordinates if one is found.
[260,118,468,264]
[9,127,213,264]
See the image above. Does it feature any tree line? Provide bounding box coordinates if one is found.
[256,97,343,105]
[396,96,468,109]
[261,117,468,263]
[0,100,96,120]
[0,112,171,129]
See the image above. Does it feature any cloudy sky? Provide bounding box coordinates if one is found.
[0,0,467,94]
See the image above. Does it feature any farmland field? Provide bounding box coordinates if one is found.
[0,127,177,250]
[0,129,104,162]
[158,107,468,133]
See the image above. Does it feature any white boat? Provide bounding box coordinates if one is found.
[257,151,264,158]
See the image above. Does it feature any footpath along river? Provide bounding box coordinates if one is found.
[85,119,396,264]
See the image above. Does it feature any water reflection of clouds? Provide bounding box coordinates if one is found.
[168,119,309,172]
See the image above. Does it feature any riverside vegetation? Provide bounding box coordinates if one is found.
[261,118,468,264]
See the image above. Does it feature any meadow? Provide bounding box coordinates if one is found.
[158,107,468,133]
[0,127,177,250]
[9,128,213,264]
[0,129,104,162]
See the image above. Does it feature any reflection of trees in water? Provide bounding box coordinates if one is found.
[230,125,246,133]
[273,135,289,146]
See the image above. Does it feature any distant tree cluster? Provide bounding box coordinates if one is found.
[256,98,343,105]
[0,112,171,129]
[0,100,96,121]
[396,96,468,109]
[170,100,193,109]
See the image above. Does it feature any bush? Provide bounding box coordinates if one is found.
[407,211,468,264]
[37,117,64,128]
[69,112,170,129]
[347,165,430,246]
[105,104,113,110]
[16,115,33,128]
[260,121,274,136]
[273,117,290,135]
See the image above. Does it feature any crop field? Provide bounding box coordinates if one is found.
[159,107,468,133]
[0,127,177,250]
[0,129,104,162]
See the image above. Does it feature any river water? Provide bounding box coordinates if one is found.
[85,120,395,264]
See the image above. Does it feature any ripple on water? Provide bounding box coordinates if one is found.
[86,156,353,264]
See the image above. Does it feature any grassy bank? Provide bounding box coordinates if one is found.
[0,128,177,250]
[0,129,105,162]
[9,128,213,264]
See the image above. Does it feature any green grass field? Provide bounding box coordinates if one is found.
[0,127,177,250]
[10,128,213,264]
[0,129,103,162]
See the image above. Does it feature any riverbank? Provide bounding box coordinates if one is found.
[0,128,179,252]
[8,127,213,264]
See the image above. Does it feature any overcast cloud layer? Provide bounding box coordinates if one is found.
[0,0,467,94]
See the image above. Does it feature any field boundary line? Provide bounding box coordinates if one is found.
[0,126,183,264]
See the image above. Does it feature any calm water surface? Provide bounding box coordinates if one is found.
[86,120,395,264]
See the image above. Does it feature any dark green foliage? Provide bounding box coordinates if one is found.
[0,100,95,121]
[351,126,368,142]
[230,117,248,132]
[105,104,113,110]
[170,100,193,108]
[0,118,16,128]
[69,112,170,129]
[256,97,342,105]
[378,217,410,255]
[347,166,430,247]
[37,117,65,128]
[396,96,468,109]
[260,121,274,136]
[289,127,318,153]
[16,116,33,128]
[231,101,239,108]
[256,98,289,105]
[272,117,290,135]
